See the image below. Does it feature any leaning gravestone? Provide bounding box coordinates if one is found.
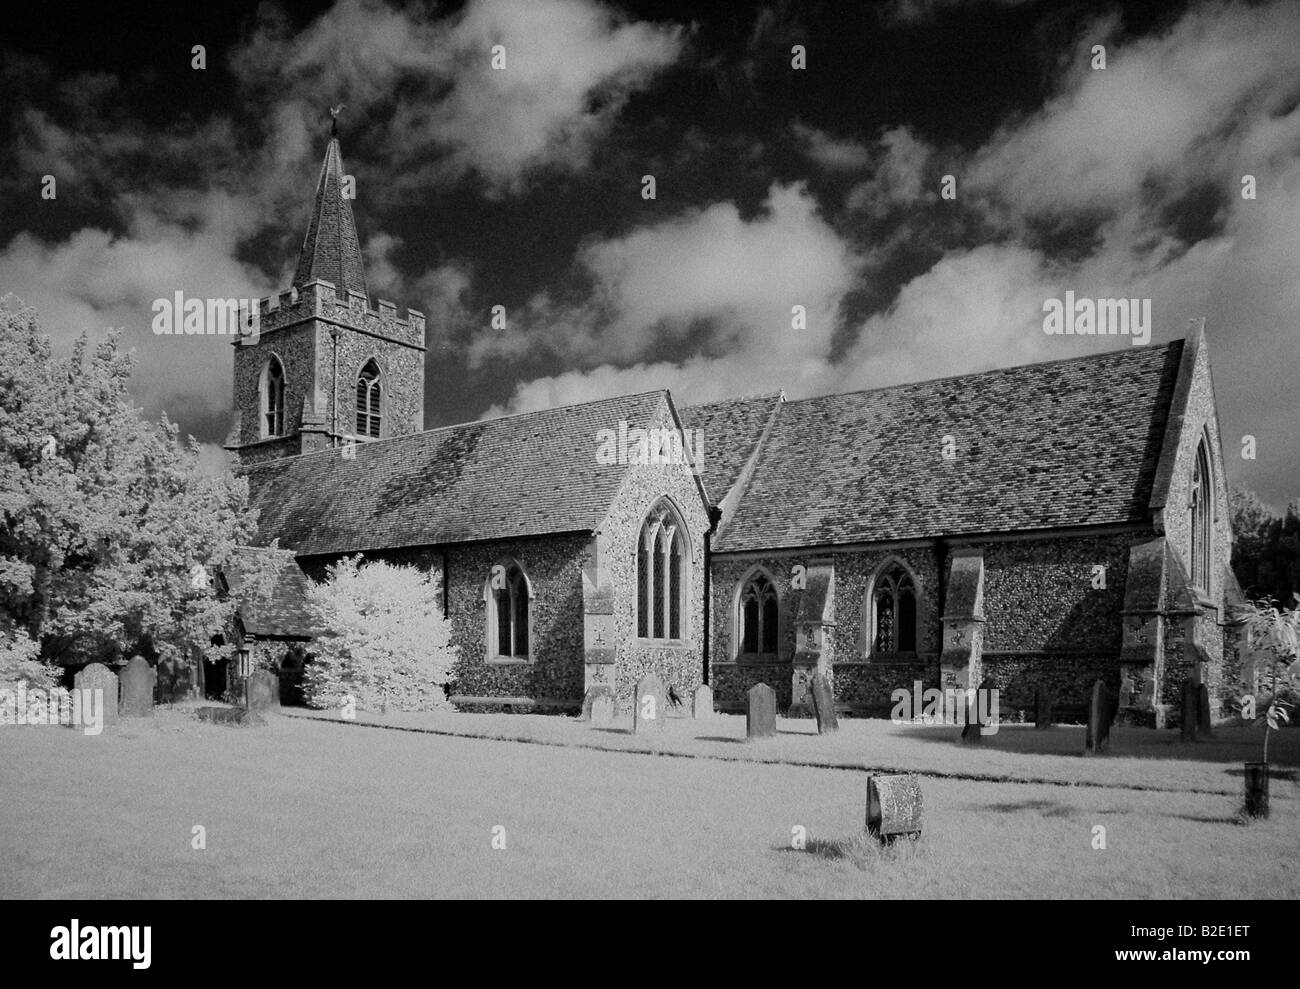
[1180,680,1199,742]
[1084,679,1112,755]
[74,663,119,727]
[1035,684,1052,729]
[590,693,615,726]
[810,673,838,735]
[246,670,281,714]
[633,675,665,733]
[1198,683,1214,739]
[692,684,714,720]
[866,774,923,841]
[579,685,614,722]
[119,656,156,718]
[746,682,776,740]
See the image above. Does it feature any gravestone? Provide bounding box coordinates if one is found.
[1180,680,1199,742]
[810,673,838,734]
[866,774,923,841]
[579,685,614,722]
[74,663,118,727]
[960,678,996,744]
[746,682,776,740]
[246,670,281,714]
[692,684,714,720]
[196,706,265,727]
[1034,684,1052,729]
[119,656,156,718]
[590,693,615,726]
[1198,684,1213,738]
[633,675,665,733]
[1084,679,1112,754]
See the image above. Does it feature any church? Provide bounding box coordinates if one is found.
[222,131,1245,728]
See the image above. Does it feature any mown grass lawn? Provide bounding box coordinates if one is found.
[1,710,1296,899]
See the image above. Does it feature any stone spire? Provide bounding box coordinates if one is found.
[293,126,369,300]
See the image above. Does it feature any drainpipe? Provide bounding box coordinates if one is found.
[702,505,722,686]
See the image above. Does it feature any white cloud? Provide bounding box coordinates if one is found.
[473,181,858,374]
[791,121,872,171]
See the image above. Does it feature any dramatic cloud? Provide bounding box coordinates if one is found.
[234,0,686,195]
[474,181,859,392]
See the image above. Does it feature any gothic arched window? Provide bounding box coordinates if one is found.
[637,500,688,641]
[260,357,285,438]
[1190,438,1213,592]
[738,572,779,658]
[487,562,530,660]
[355,359,382,439]
[869,563,917,655]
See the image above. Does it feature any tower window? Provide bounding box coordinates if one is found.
[356,360,382,439]
[260,357,285,439]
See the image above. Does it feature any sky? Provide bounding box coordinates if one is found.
[1,0,1297,507]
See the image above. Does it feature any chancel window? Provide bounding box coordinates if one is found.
[871,564,917,654]
[637,501,688,641]
[1190,439,1213,592]
[355,359,382,439]
[738,573,779,657]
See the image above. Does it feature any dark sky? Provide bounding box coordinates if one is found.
[1,0,1297,508]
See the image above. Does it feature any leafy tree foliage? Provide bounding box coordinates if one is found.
[1229,485,1300,604]
[304,555,456,713]
[0,297,266,685]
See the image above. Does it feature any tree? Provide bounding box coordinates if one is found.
[1240,599,1300,764]
[0,296,266,684]
[1230,485,1300,604]
[304,556,457,713]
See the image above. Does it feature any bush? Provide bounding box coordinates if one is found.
[303,556,457,713]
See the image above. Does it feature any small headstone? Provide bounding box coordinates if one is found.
[74,663,118,727]
[590,693,615,726]
[196,706,265,727]
[1198,683,1213,738]
[633,674,665,733]
[1035,684,1052,729]
[746,682,776,740]
[691,684,714,720]
[866,774,923,841]
[960,679,995,743]
[246,670,280,713]
[1243,762,1269,819]
[1180,680,1199,742]
[810,673,838,734]
[579,685,614,722]
[119,656,156,718]
[1084,679,1112,754]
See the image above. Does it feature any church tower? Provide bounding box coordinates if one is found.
[225,125,426,467]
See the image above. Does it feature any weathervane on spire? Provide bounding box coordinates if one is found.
[329,104,345,137]
[1188,316,1206,335]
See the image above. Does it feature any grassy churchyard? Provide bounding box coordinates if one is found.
[1,706,1297,899]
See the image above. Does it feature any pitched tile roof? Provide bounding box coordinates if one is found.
[714,341,1185,552]
[224,547,318,638]
[677,394,782,505]
[293,136,369,299]
[244,391,669,556]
